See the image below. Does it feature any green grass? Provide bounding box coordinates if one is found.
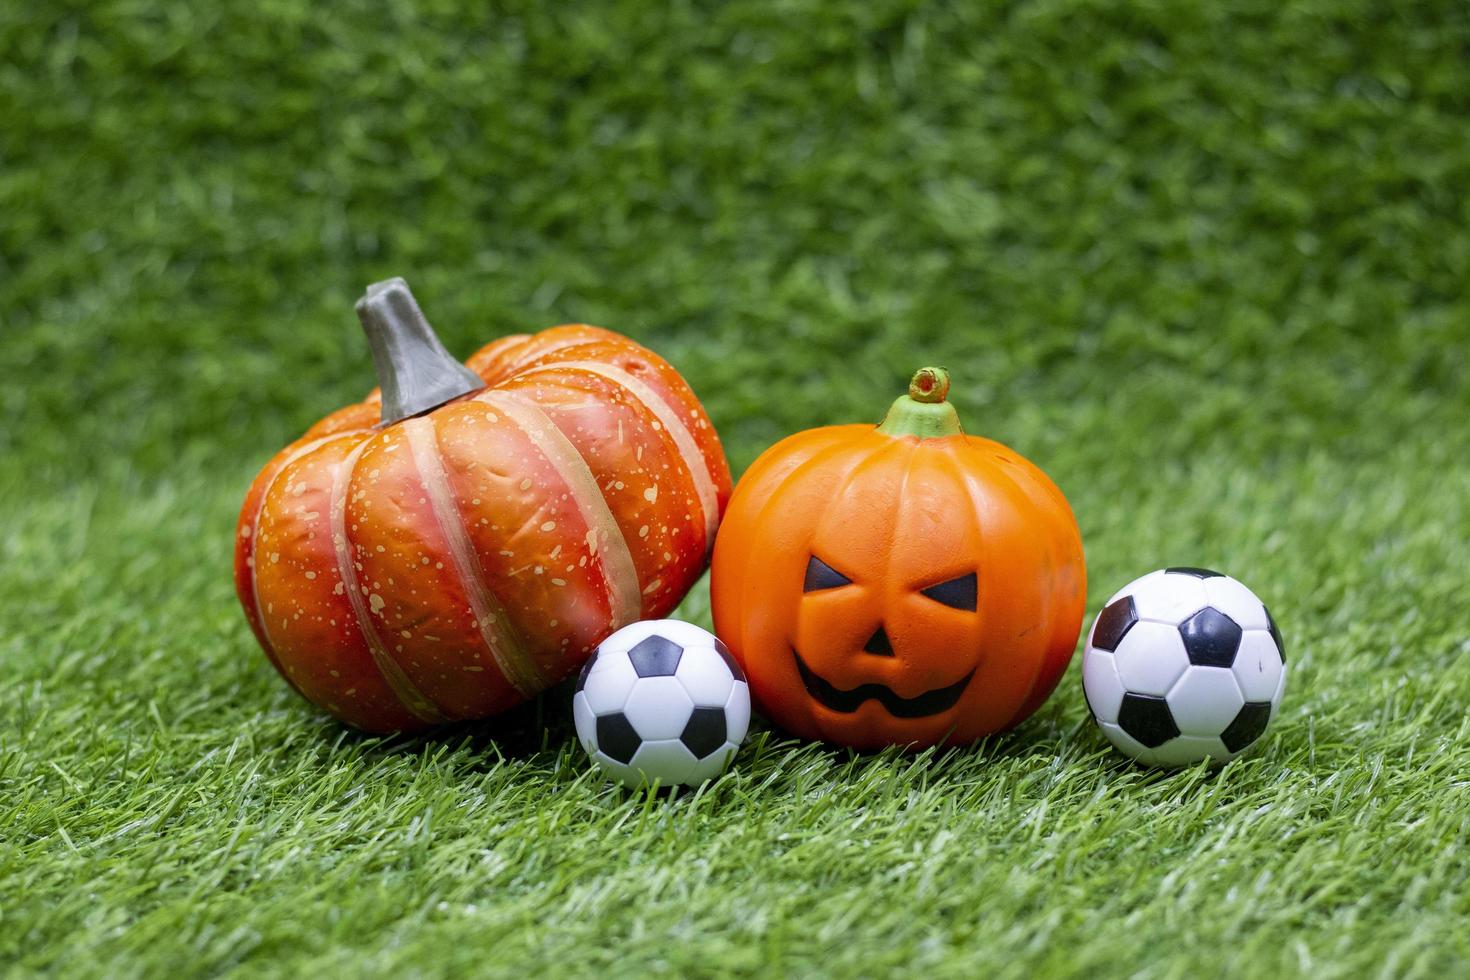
[4,0,1470,975]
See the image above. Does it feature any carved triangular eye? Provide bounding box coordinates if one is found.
[803,555,852,592]
[920,572,977,611]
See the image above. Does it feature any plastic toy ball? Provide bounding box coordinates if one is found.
[574,620,750,788]
[1082,567,1286,767]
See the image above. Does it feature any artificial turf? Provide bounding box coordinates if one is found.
[4,0,1470,975]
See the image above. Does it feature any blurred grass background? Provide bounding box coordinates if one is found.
[3,1,1469,976]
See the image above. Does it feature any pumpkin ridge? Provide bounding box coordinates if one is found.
[522,360,721,556]
[403,415,543,698]
[464,333,534,383]
[806,435,923,721]
[738,434,878,676]
[472,326,618,383]
[477,390,642,636]
[329,438,450,724]
[243,431,361,692]
[506,331,608,370]
[818,433,913,565]
[968,443,1085,725]
[711,428,858,663]
[942,440,1057,728]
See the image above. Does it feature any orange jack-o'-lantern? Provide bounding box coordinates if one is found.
[710,367,1084,750]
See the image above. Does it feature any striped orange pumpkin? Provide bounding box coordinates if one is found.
[234,280,731,733]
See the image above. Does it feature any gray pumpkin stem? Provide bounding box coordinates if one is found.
[355,278,484,424]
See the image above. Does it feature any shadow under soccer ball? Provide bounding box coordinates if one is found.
[1082,567,1286,768]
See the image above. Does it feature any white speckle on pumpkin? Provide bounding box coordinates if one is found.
[241,525,252,538]
[551,578,566,586]
[369,593,386,614]
[638,525,649,538]
[520,478,532,490]
[269,552,280,563]
[585,530,599,555]
[643,579,663,595]
[305,570,317,580]
[644,485,658,503]
[540,521,556,532]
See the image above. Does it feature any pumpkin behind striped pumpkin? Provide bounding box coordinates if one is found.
[235,284,731,733]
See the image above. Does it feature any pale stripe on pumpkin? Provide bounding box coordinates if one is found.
[330,438,450,724]
[523,360,721,556]
[402,415,544,698]
[476,390,642,630]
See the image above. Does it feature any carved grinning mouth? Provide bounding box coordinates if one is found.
[793,649,975,718]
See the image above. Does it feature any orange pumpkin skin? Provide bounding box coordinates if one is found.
[235,323,731,733]
[710,370,1084,750]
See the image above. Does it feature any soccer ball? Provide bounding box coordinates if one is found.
[1082,567,1286,767]
[573,620,751,788]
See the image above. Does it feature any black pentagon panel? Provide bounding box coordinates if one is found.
[712,637,744,679]
[1081,674,1101,723]
[1179,606,1243,667]
[596,713,642,764]
[1118,693,1179,748]
[920,572,977,611]
[575,652,598,693]
[1091,596,1138,652]
[1265,606,1286,663]
[804,555,852,592]
[627,635,683,677]
[1221,701,1272,753]
[680,706,729,759]
[1166,566,1225,579]
[864,626,895,656]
